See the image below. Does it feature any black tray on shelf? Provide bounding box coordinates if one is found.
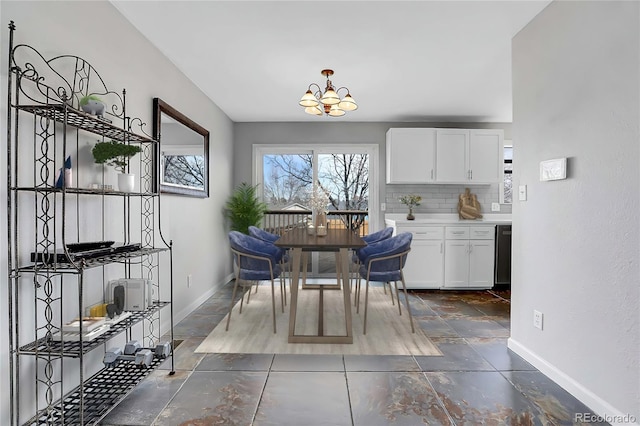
[31,242,141,264]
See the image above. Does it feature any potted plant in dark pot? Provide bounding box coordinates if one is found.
[92,140,142,192]
[224,182,267,234]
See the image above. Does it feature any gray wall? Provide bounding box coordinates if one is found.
[0,2,234,423]
[234,122,513,225]
[510,0,639,420]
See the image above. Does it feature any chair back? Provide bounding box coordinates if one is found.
[228,231,281,271]
[362,227,393,244]
[362,232,413,273]
[248,226,280,243]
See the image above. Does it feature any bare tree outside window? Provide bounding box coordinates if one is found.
[163,155,205,189]
[263,152,369,229]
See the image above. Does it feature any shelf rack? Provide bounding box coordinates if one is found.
[6,21,175,425]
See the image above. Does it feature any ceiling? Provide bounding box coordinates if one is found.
[112,1,550,123]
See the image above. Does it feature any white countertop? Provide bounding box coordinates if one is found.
[385,213,512,225]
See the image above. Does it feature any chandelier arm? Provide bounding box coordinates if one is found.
[335,86,351,96]
[308,83,323,98]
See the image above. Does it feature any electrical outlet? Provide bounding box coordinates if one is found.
[381,203,386,212]
[187,274,192,288]
[491,202,500,212]
[533,310,543,330]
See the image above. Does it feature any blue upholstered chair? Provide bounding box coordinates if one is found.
[227,231,284,333]
[355,232,415,334]
[248,226,289,304]
[351,227,394,300]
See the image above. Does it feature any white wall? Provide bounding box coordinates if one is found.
[0,1,233,423]
[510,1,639,422]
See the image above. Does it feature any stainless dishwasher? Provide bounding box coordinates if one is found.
[494,225,512,287]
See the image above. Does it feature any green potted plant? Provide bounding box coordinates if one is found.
[399,194,422,220]
[224,182,267,234]
[92,140,142,192]
[80,94,106,116]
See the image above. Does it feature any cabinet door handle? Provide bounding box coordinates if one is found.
[440,242,443,253]
[431,169,434,180]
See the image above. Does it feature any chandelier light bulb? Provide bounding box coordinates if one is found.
[299,90,319,107]
[338,94,358,111]
[320,88,340,105]
[328,104,346,117]
[304,105,323,116]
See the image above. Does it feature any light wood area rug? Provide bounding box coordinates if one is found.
[196,283,441,356]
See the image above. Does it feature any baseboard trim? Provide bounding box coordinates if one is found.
[508,338,639,426]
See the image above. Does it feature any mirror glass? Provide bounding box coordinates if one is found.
[153,98,209,197]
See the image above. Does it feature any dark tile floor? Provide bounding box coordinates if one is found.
[101,285,604,426]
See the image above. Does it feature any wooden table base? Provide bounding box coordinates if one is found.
[288,248,353,344]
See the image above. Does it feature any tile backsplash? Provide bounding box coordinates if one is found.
[385,184,512,215]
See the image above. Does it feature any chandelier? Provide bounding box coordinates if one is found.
[299,69,358,117]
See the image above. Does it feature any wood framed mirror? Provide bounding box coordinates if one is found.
[153,98,210,197]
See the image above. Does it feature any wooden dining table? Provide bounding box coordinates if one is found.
[275,227,366,344]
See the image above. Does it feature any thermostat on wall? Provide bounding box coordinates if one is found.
[540,158,567,181]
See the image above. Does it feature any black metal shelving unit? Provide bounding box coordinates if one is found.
[6,21,175,425]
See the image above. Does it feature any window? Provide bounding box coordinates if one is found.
[503,145,513,204]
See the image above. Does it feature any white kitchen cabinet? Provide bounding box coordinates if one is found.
[469,129,503,183]
[435,129,468,182]
[395,225,443,289]
[468,240,495,287]
[435,129,503,184]
[386,128,436,183]
[443,226,495,288]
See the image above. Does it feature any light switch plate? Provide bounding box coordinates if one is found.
[491,202,500,212]
[380,203,386,212]
[518,185,527,201]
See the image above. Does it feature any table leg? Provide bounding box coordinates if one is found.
[339,248,353,339]
[318,285,324,336]
[288,247,302,342]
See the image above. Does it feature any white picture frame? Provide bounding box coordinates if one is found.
[540,158,567,181]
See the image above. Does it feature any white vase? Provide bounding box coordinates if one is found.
[117,173,135,192]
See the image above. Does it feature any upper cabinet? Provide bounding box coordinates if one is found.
[434,129,469,182]
[436,129,504,184]
[387,127,503,185]
[386,128,436,184]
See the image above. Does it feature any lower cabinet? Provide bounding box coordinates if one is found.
[443,226,495,288]
[397,225,444,289]
[392,222,495,289]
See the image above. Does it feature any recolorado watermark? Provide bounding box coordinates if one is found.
[574,413,637,424]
